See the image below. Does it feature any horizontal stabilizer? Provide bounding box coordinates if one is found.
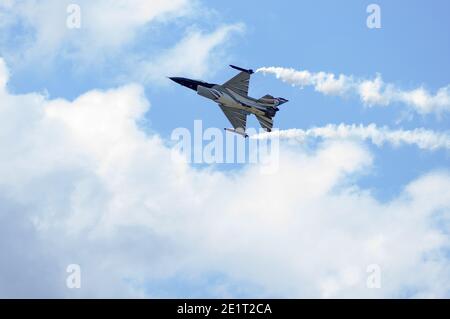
[256,114,274,132]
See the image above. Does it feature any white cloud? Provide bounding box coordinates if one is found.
[0,0,192,64]
[137,24,245,84]
[0,57,8,89]
[0,1,243,85]
[0,58,449,298]
[253,123,450,151]
[258,67,450,115]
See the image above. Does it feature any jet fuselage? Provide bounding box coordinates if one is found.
[169,65,288,136]
[169,77,286,118]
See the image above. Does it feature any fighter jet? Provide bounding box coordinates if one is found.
[169,65,288,137]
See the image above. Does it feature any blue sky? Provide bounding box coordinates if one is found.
[0,0,449,298]
[6,0,449,200]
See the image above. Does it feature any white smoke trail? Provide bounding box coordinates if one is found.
[257,67,450,115]
[251,123,450,151]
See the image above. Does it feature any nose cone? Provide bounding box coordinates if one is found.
[169,77,199,91]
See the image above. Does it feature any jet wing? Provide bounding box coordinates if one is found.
[222,65,254,97]
[219,104,248,132]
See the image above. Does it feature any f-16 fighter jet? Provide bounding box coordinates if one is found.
[169,65,288,137]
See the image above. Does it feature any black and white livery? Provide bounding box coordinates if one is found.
[170,65,289,137]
